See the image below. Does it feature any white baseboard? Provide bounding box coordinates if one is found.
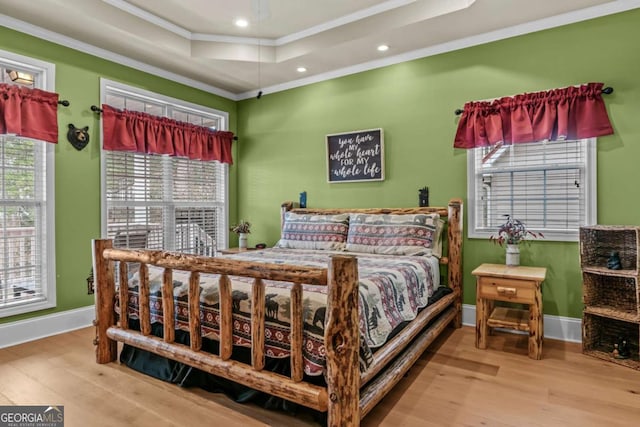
[0,303,581,349]
[0,305,95,349]
[462,304,582,343]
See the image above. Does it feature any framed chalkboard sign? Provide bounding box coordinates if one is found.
[326,128,384,183]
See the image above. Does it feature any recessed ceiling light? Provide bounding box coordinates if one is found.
[377,44,389,52]
[296,67,307,73]
[235,18,248,28]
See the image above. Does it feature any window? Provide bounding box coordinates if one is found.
[101,80,229,254]
[1,50,56,317]
[467,138,596,242]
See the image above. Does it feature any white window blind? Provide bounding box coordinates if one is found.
[1,51,55,318]
[101,80,229,254]
[0,136,47,309]
[468,138,596,241]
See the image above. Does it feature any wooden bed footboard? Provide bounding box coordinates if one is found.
[92,199,463,427]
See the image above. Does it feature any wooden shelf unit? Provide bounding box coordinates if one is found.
[580,225,640,370]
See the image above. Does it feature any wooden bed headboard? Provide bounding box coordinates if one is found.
[281,203,449,221]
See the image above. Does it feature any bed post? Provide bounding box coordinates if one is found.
[325,255,360,427]
[447,199,464,328]
[92,239,118,363]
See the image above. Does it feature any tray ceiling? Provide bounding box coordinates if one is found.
[0,0,635,99]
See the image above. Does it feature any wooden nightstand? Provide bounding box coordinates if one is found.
[472,263,547,360]
[218,247,258,255]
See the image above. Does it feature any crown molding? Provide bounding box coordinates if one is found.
[0,12,238,100]
[190,33,277,46]
[237,0,640,99]
[2,1,639,101]
[275,0,418,45]
[101,0,191,38]
[102,0,418,47]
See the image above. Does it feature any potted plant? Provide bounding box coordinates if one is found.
[490,215,543,266]
[230,220,251,249]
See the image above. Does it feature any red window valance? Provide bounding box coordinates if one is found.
[454,82,614,149]
[101,104,234,164]
[0,83,59,143]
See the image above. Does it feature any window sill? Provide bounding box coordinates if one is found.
[0,299,56,319]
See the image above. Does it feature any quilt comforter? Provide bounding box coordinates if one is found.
[116,248,440,376]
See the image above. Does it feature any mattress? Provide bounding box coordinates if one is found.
[117,247,441,376]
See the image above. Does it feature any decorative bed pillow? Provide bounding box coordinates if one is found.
[346,213,439,256]
[276,212,350,250]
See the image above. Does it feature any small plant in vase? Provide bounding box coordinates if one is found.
[230,220,251,249]
[490,215,543,266]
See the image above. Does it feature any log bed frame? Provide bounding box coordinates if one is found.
[92,199,463,426]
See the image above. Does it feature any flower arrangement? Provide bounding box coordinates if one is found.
[230,220,251,234]
[490,215,543,246]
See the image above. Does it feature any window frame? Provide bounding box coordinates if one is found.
[0,49,56,318]
[467,138,597,242]
[99,78,230,250]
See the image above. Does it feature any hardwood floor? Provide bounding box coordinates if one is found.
[1,326,638,426]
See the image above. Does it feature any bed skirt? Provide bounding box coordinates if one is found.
[119,286,452,420]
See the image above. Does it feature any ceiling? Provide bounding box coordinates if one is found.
[0,0,637,100]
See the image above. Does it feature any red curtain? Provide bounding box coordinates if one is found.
[102,104,234,164]
[454,82,614,149]
[0,83,59,143]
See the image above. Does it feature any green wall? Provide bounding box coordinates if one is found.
[237,9,640,319]
[2,9,639,324]
[0,26,237,323]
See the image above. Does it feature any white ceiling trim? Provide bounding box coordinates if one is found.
[101,0,191,39]
[0,12,237,100]
[275,0,418,45]
[191,33,277,46]
[2,0,639,102]
[102,0,418,47]
[237,0,640,100]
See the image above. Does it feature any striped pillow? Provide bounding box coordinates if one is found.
[346,213,439,256]
[276,212,349,250]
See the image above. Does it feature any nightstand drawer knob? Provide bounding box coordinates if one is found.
[496,286,517,296]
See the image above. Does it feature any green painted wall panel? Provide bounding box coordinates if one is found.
[2,8,639,323]
[0,25,237,323]
[238,10,640,318]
